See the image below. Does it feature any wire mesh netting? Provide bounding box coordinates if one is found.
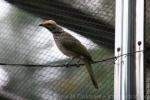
[0,0,115,100]
[145,0,150,99]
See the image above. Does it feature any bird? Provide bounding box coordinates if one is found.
[39,20,98,89]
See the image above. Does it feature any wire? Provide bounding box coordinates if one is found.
[0,50,143,67]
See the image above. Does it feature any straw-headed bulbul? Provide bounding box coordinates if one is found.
[39,20,98,89]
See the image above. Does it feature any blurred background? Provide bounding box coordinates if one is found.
[145,0,150,99]
[2,0,149,100]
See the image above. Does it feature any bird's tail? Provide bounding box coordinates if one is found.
[84,61,99,89]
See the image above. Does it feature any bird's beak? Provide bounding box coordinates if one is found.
[39,24,44,26]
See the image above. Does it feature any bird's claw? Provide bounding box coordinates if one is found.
[75,64,80,68]
[65,63,70,68]
[65,57,75,68]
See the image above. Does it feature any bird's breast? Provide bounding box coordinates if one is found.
[54,37,79,57]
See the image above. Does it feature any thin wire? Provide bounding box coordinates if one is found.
[0,50,143,67]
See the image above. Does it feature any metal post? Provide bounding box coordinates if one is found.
[114,0,136,99]
[136,0,144,99]
[114,0,123,99]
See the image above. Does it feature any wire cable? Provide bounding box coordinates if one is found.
[0,50,143,67]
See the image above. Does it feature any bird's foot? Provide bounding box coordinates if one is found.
[75,63,80,67]
[65,62,70,68]
[75,59,81,67]
[65,57,75,68]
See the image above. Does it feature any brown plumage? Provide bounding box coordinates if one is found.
[39,20,98,89]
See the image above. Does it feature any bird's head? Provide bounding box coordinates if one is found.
[39,20,63,33]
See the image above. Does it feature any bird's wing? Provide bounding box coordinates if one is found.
[61,34,93,61]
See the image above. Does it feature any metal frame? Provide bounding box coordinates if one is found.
[114,0,144,100]
[135,0,144,99]
[114,0,123,99]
